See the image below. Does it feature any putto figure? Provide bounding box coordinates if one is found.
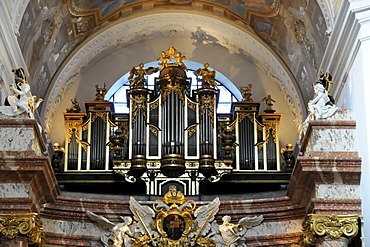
[95,84,107,101]
[240,84,253,102]
[128,63,158,88]
[308,83,338,120]
[194,63,217,88]
[0,68,42,118]
[66,98,81,113]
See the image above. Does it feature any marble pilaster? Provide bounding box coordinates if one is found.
[0,119,59,213]
[288,110,361,215]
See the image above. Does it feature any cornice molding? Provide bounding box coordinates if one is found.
[42,11,303,135]
[317,0,335,30]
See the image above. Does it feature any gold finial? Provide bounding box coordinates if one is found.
[167,45,177,57]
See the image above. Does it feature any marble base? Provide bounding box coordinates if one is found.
[317,236,350,247]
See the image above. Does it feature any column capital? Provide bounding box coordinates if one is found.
[302,214,359,246]
[0,213,45,246]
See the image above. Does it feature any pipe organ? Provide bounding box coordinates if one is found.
[58,46,289,196]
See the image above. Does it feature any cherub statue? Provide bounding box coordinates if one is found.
[218,215,264,247]
[307,82,338,120]
[95,84,107,101]
[240,84,253,101]
[66,98,81,113]
[157,51,170,69]
[261,94,276,113]
[175,51,187,69]
[194,63,217,88]
[0,68,43,119]
[128,63,159,88]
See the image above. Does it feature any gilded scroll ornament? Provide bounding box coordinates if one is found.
[198,94,216,124]
[0,213,45,246]
[302,214,359,246]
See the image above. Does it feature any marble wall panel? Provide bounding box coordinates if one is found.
[246,219,303,236]
[316,184,360,199]
[0,183,29,198]
[41,218,105,238]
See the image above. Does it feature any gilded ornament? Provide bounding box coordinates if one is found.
[86,186,263,247]
[302,214,359,246]
[0,213,45,246]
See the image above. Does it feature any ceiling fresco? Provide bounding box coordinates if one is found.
[16,0,328,137]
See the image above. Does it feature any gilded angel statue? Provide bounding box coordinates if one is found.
[194,63,217,88]
[128,63,159,88]
[218,215,264,247]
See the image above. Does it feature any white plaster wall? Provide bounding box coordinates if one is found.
[338,41,370,246]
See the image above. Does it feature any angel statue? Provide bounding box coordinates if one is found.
[218,215,264,247]
[128,63,159,88]
[86,211,135,247]
[0,68,42,118]
[194,63,217,88]
[157,51,170,69]
[307,82,338,121]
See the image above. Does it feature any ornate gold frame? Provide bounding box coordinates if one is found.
[153,187,196,246]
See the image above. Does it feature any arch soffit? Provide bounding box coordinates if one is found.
[43,11,304,135]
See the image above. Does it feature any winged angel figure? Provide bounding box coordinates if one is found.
[87,194,263,247]
[86,197,158,247]
[86,211,135,247]
[218,215,264,247]
[188,198,263,247]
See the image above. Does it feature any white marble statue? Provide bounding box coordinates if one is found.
[308,83,338,120]
[0,69,42,119]
[218,215,264,247]
[86,211,135,247]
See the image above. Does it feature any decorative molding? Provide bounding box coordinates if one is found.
[320,0,370,100]
[0,1,28,85]
[317,0,335,30]
[12,0,30,32]
[0,213,45,246]
[43,12,303,137]
[302,214,359,246]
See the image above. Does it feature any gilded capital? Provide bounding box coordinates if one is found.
[302,214,359,246]
[0,213,45,246]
